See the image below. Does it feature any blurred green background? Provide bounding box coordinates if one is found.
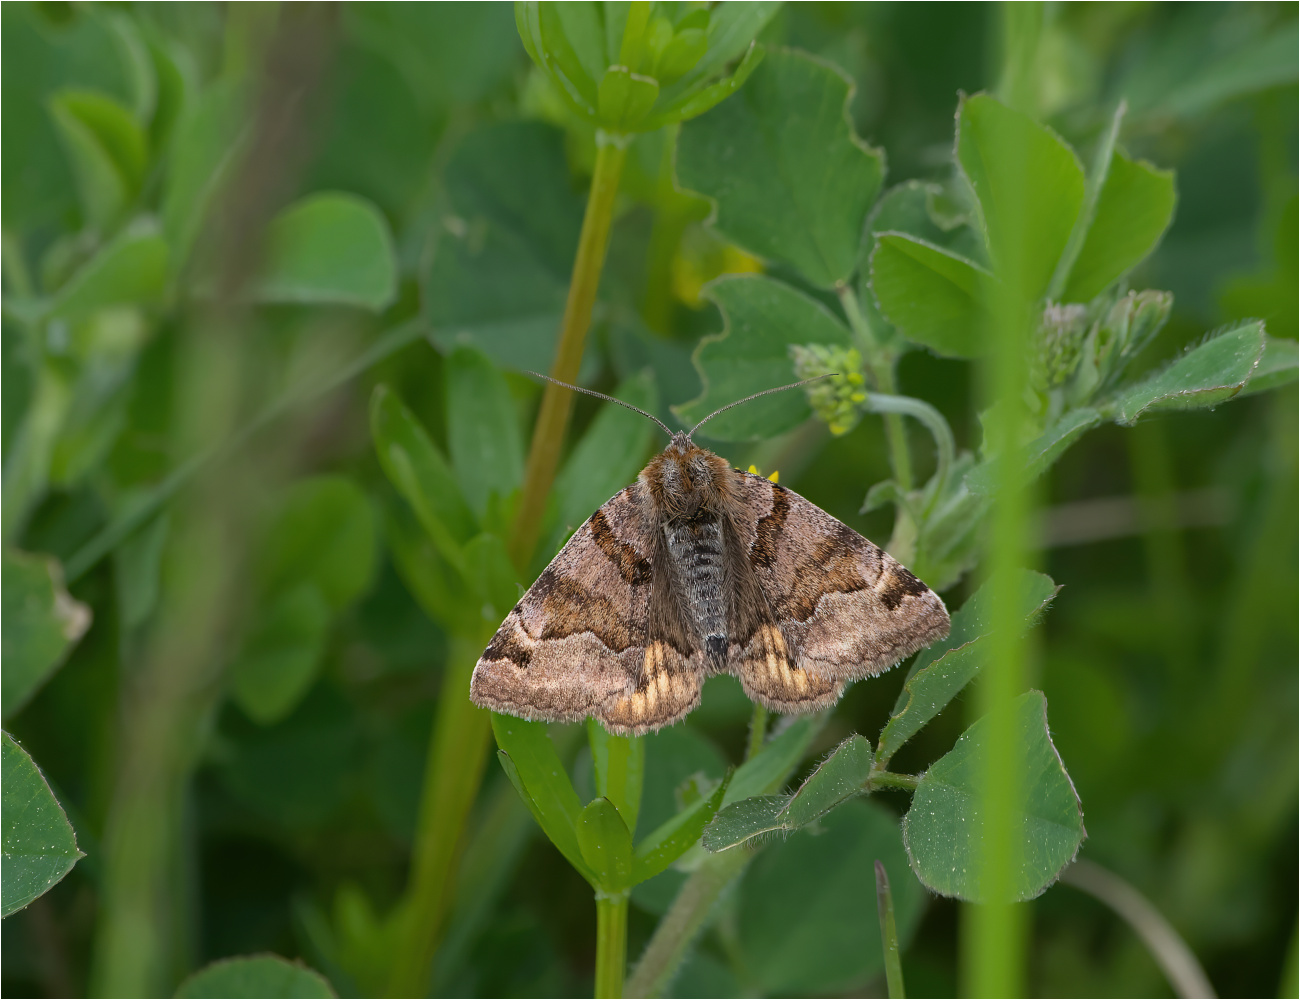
[2,2,1296,997]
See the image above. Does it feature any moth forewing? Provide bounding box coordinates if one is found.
[470,429,949,736]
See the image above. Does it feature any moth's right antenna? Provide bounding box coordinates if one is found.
[688,374,837,438]
[524,371,674,439]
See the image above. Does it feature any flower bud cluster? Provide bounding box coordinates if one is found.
[790,344,868,436]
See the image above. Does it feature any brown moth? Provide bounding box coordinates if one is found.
[470,377,950,736]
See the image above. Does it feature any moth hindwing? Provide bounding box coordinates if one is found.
[470,432,949,736]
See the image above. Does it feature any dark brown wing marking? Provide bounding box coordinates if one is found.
[725,470,949,694]
[470,483,704,736]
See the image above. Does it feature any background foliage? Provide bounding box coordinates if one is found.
[2,3,1296,998]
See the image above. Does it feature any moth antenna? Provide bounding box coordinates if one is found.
[523,371,674,438]
[688,374,838,438]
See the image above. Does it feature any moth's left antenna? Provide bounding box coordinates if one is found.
[524,371,674,438]
[688,374,837,438]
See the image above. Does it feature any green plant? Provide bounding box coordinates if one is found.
[2,3,1295,999]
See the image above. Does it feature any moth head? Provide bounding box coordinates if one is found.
[650,433,731,518]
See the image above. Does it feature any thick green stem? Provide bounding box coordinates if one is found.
[596,892,631,998]
[91,318,251,997]
[589,720,644,835]
[388,635,495,997]
[588,721,642,997]
[510,139,629,569]
[996,1,1045,118]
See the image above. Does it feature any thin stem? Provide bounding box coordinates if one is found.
[1060,860,1216,999]
[745,703,769,761]
[387,635,495,997]
[625,847,751,999]
[596,892,631,998]
[510,139,629,570]
[875,860,906,999]
[839,284,919,562]
[868,769,920,792]
[864,393,956,514]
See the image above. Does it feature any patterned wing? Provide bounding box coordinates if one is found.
[469,483,703,736]
[724,469,949,712]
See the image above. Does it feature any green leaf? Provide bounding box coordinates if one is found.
[738,800,924,994]
[49,88,147,230]
[701,794,788,852]
[870,233,992,358]
[1,732,82,917]
[577,797,634,892]
[658,3,782,102]
[878,570,1058,764]
[674,274,851,441]
[1046,101,1125,303]
[175,955,336,998]
[703,734,875,852]
[588,718,645,835]
[45,218,169,320]
[1062,150,1177,303]
[382,498,477,630]
[491,714,594,883]
[632,773,728,884]
[2,550,91,717]
[1106,321,1266,425]
[370,384,477,573]
[463,532,519,623]
[957,94,1084,300]
[677,49,883,288]
[231,584,331,726]
[445,346,523,522]
[779,733,874,828]
[258,476,377,612]
[426,123,586,373]
[903,690,1085,902]
[597,65,658,130]
[252,193,396,311]
[545,371,659,560]
[1241,335,1298,396]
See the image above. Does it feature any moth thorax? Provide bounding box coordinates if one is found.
[647,440,732,521]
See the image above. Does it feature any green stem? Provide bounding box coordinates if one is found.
[839,285,917,561]
[589,719,644,835]
[745,703,769,761]
[588,721,642,997]
[864,393,956,515]
[625,847,752,999]
[875,860,906,999]
[868,769,920,792]
[995,1,1045,118]
[642,126,705,333]
[510,138,629,569]
[596,892,631,998]
[963,117,1037,1000]
[388,635,495,997]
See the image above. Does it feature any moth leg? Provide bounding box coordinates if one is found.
[598,641,703,736]
[732,623,842,713]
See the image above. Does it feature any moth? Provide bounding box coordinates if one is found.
[470,377,950,736]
